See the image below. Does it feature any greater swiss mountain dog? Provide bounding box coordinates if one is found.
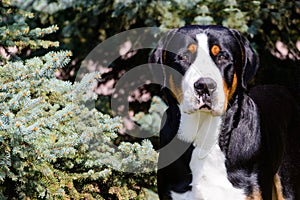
[149,25,299,200]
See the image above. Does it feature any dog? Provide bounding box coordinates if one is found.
[149,25,299,200]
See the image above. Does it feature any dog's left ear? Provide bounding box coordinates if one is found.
[230,29,259,90]
[148,28,178,65]
[148,29,183,105]
[148,35,165,65]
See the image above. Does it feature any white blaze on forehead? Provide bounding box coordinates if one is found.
[196,33,210,54]
[192,33,221,78]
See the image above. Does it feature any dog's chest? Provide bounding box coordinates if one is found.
[172,112,246,200]
[189,145,245,200]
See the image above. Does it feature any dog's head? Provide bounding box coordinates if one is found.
[149,25,259,115]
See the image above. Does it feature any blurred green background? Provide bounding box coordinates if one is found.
[6,0,300,85]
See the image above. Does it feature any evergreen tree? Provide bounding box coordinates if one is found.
[0,1,158,199]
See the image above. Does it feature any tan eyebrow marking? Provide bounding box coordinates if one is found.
[211,45,221,56]
[188,43,197,53]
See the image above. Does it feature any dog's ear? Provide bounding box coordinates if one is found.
[148,28,178,65]
[148,29,182,105]
[148,34,165,64]
[230,29,259,90]
[148,30,176,91]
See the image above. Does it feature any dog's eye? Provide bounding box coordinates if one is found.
[219,55,227,60]
[217,53,229,61]
[217,53,229,64]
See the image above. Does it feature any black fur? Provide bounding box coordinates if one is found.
[149,25,299,200]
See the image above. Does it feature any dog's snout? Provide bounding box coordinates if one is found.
[194,77,217,95]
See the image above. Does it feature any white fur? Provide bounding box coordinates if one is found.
[177,111,221,158]
[171,144,246,200]
[180,33,226,116]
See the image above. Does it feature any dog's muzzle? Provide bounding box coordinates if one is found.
[194,77,217,110]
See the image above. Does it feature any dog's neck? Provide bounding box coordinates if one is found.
[178,111,222,158]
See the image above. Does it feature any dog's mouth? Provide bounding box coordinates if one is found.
[197,94,212,111]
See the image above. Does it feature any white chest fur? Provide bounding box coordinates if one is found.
[172,112,246,200]
[177,112,222,158]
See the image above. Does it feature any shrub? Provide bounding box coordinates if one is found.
[0,1,158,199]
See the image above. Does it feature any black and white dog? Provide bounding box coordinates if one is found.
[149,25,299,200]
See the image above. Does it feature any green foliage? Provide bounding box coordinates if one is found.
[0,1,59,63]
[0,2,158,199]
[0,50,158,199]
[134,96,167,137]
[10,0,300,61]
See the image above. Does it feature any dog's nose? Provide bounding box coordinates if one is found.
[194,77,217,95]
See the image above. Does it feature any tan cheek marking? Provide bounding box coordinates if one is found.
[211,45,221,56]
[223,73,238,112]
[188,44,197,54]
[246,190,262,200]
[169,74,183,104]
[272,173,285,200]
